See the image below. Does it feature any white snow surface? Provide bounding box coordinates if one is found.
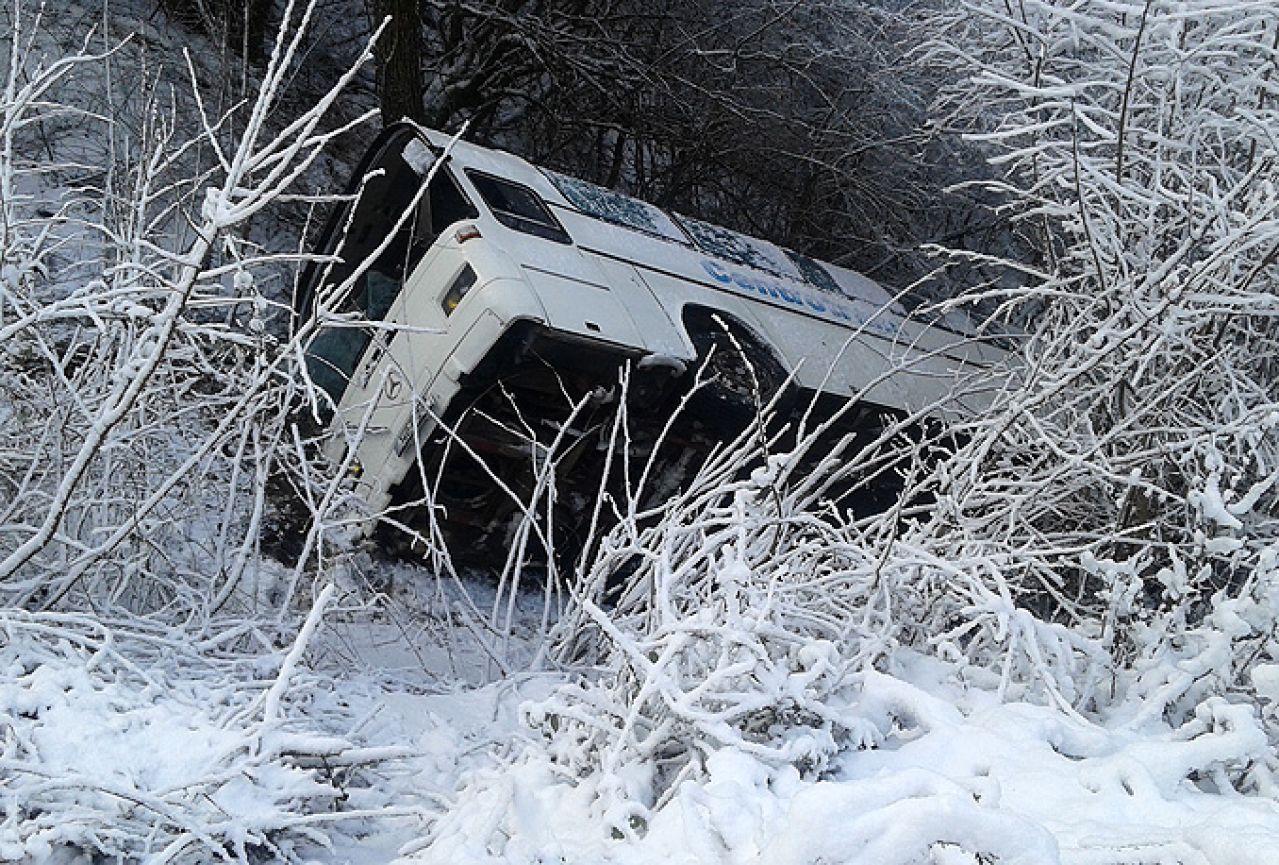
[409,660,1279,865]
[7,588,1278,865]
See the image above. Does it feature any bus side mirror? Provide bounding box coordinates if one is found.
[401,137,437,177]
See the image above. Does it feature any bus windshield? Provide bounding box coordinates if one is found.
[304,130,477,407]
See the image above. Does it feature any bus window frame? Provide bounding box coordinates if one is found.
[464,168,573,245]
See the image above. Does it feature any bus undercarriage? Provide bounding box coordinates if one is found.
[374,319,911,568]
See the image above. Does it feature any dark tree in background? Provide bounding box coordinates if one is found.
[371,0,428,124]
[155,0,272,63]
[357,0,1008,298]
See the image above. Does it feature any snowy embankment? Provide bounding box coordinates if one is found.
[7,455,1279,864]
[6,595,1279,865]
[422,670,1278,865]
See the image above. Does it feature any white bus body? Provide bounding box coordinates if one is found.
[298,124,1006,537]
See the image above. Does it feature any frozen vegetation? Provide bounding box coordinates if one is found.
[1,0,1277,863]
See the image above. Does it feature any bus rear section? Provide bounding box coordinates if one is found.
[295,124,1009,565]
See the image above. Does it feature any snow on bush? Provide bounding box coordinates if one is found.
[0,589,405,863]
[409,650,1279,864]
[0,0,376,616]
[913,0,1279,724]
[463,406,1107,836]
[0,6,417,858]
[402,239,1277,861]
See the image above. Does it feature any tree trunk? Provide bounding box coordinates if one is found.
[371,0,427,126]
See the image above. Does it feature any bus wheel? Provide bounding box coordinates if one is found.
[686,318,789,434]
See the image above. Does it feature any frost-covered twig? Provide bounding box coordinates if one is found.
[0,0,380,614]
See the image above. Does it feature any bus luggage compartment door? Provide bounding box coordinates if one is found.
[518,265,643,348]
[584,255,691,361]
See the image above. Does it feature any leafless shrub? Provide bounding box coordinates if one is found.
[0,0,378,618]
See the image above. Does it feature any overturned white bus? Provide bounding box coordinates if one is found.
[295,124,1006,557]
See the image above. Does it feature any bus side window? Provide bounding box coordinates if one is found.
[465,170,571,245]
[399,167,477,280]
[361,164,477,303]
[783,248,842,296]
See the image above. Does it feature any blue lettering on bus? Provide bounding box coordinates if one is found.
[828,302,854,323]
[698,258,895,336]
[702,260,733,283]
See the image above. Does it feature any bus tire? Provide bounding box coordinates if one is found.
[685,314,790,435]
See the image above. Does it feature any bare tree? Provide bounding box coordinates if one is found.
[0,0,377,613]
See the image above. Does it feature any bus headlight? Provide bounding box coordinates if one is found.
[441,264,478,315]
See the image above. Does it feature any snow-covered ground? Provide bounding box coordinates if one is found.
[6,557,1279,865]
